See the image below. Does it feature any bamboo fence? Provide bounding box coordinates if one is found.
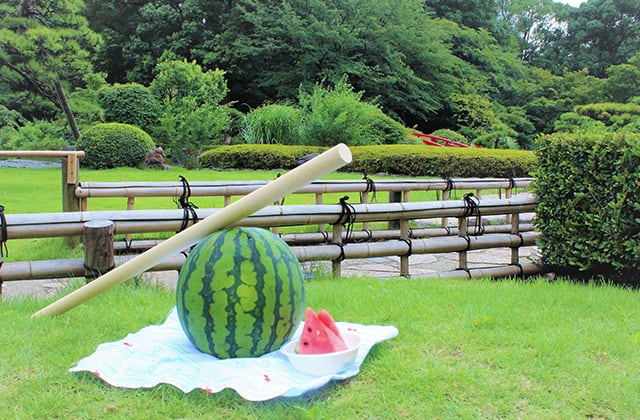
[0,195,541,285]
[0,153,540,299]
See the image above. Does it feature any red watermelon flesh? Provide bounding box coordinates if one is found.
[296,307,348,354]
[317,309,344,341]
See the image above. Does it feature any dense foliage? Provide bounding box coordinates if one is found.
[96,83,161,132]
[534,132,640,285]
[149,56,231,168]
[76,122,155,169]
[2,0,640,155]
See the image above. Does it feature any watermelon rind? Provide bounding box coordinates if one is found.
[176,227,305,359]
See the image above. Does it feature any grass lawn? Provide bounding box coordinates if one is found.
[3,164,637,417]
[2,276,639,418]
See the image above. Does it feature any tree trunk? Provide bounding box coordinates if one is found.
[54,79,81,140]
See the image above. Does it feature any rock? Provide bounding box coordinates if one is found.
[145,147,171,170]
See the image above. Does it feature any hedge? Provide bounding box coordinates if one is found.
[534,132,640,285]
[198,144,535,177]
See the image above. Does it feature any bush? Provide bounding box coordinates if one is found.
[534,132,640,285]
[198,144,324,170]
[553,112,607,133]
[199,144,535,177]
[1,119,69,150]
[77,123,155,169]
[298,78,408,147]
[97,83,161,131]
[575,102,640,126]
[430,129,468,145]
[150,58,230,168]
[472,131,520,149]
[348,145,534,177]
[241,104,304,145]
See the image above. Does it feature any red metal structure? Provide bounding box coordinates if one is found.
[412,132,480,148]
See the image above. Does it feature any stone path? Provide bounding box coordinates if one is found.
[1,246,539,300]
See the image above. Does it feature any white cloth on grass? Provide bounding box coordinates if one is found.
[69,307,398,401]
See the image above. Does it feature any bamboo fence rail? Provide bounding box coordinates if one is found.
[0,196,541,285]
[2,198,536,239]
[76,177,532,210]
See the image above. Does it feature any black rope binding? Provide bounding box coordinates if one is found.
[463,193,484,236]
[362,173,377,202]
[0,205,8,258]
[335,196,356,244]
[443,177,455,192]
[176,176,199,232]
[402,238,413,257]
[442,176,456,199]
[336,243,346,263]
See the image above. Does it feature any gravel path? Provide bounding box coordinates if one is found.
[0,158,61,168]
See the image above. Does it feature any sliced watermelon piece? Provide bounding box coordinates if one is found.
[317,308,344,341]
[296,307,348,354]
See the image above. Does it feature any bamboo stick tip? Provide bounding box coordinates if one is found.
[334,143,353,164]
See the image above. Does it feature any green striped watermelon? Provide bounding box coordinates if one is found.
[176,227,305,359]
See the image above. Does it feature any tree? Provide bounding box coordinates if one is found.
[423,0,505,37]
[496,0,556,62]
[211,0,467,129]
[149,56,231,168]
[83,0,146,83]
[0,0,100,138]
[534,0,640,77]
[85,0,234,84]
[601,54,640,103]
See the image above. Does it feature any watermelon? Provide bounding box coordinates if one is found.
[317,309,343,340]
[297,307,348,354]
[176,227,305,359]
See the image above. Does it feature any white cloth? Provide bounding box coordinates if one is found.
[70,308,398,401]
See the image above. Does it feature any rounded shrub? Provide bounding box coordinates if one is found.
[77,123,155,169]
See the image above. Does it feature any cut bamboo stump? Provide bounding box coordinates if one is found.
[83,220,115,279]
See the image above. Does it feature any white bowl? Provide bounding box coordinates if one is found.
[281,332,361,376]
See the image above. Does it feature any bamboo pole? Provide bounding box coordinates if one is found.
[0,151,85,158]
[74,178,533,198]
[32,144,352,318]
[4,198,538,240]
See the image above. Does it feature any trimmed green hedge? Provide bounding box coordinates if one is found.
[534,132,640,285]
[199,144,535,177]
[198,144,325,170]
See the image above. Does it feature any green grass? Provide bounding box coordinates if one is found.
[2,276,639,418]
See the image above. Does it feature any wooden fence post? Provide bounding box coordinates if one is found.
[62,154,81,247]
[388,191,402,229]
[400,219,410,277]
[83,220,115,280]
[332,223,343,277]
